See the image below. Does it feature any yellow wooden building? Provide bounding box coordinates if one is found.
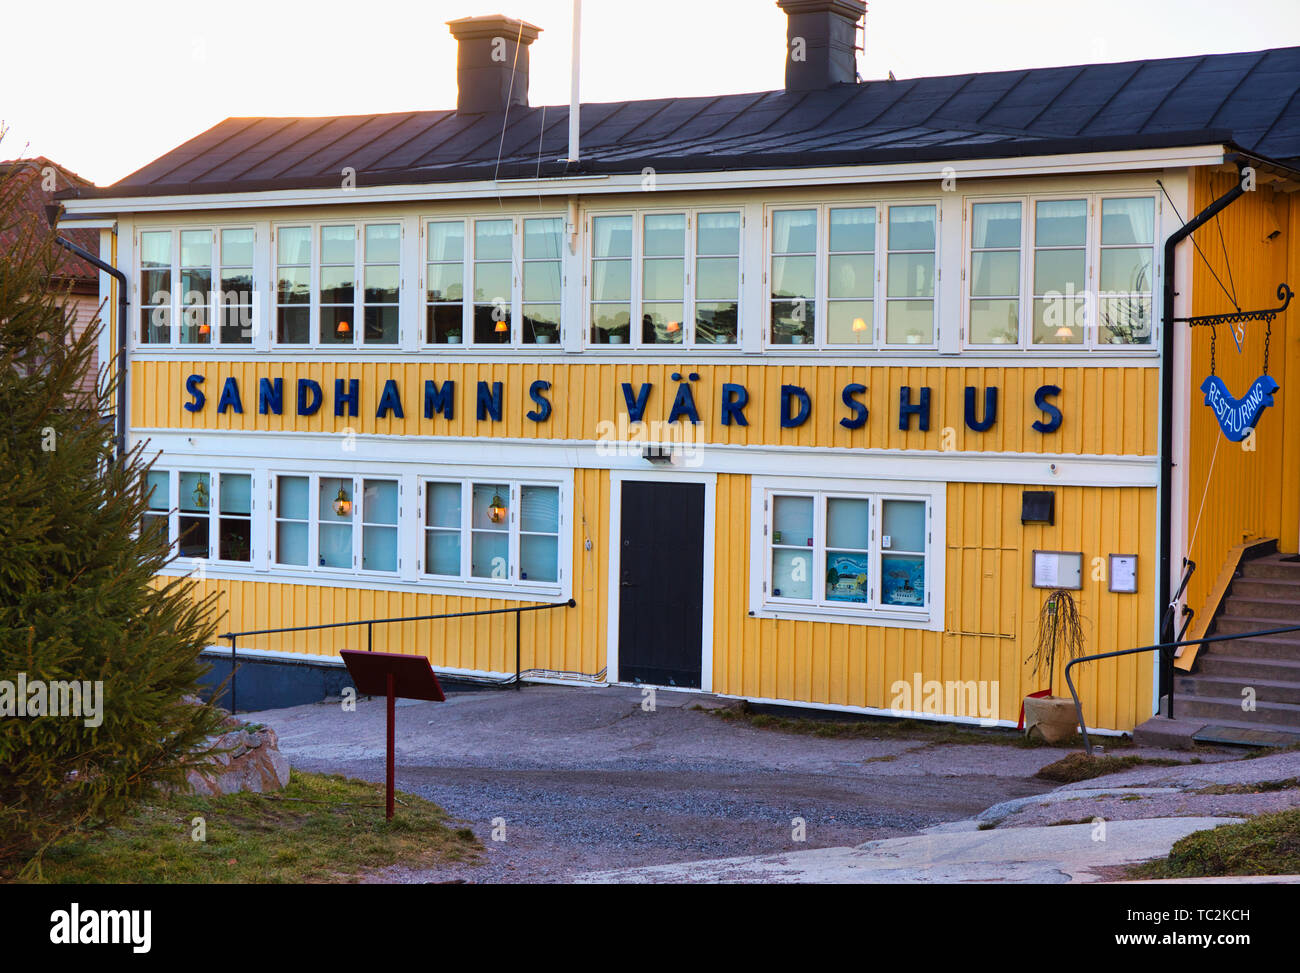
[56,3,1300,736]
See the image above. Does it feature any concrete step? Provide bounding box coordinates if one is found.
[1174,693,1300,727]
[1240,555,1300,581]
[1223,596,1300,622]
[1212,616,1300,647]
[1230,576,1300,601]
[1198,654,1300,682]
[1176,673,1300,705]
[1192,722,1300,747]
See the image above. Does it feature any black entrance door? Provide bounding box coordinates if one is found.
[618,480,704,688]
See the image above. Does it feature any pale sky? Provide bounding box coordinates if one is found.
[4,0,1299,186]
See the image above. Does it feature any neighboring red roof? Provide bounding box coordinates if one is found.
[2,157,99,284]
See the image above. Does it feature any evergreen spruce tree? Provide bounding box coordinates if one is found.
[0,159,225,872]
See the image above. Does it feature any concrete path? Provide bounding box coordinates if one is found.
[575,817,1239,884]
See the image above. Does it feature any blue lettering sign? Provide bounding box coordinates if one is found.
[1200,374,1279,442]
[184,374,205,412]
[527,380,552,423]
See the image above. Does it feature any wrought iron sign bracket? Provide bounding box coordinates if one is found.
[1173,282,1293,329]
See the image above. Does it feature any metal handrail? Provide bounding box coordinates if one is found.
[1065,620,1300,755]
[217,598,576,712]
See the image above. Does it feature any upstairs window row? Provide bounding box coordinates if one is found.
[133,195,1157,351]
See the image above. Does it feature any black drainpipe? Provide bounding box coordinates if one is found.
[50,229,129,463]
[1158,161,1245,710]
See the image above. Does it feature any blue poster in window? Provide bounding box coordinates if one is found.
[825,554,869,603]
[881,556,925,607]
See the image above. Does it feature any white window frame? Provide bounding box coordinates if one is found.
[961,191,1160,351]
[764,199,941,350]
[749,475,945,630]
[269,472,404,576]
[417,477,566,595]
[271,219,405,349]
[135,225,258,348]
[419,213,568,348]
[145,468,257,567]
[584,205,745,350]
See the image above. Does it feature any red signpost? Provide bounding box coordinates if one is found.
[340,650,445,819]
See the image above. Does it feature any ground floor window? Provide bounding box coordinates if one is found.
[755,477,940,625]
[141,468,252,564]
[421,479,562,587]
[272,473,400,574]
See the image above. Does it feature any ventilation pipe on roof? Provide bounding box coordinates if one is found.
[567,0,582,163]
[776,0,865,91]
[446,15,542,114]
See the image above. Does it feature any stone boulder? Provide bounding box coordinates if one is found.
[183,716,291,796]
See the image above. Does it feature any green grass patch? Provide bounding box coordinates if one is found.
[1195,777,1300,796]
[1035,752,1182,783]
[1130,808,1300,878]
[4,770,480,884]
[708,704,1129,749]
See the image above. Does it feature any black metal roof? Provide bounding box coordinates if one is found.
[67,45,1300,200]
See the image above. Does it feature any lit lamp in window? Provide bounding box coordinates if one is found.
[332,486,352,516]
[1054,324,1075,341]
[487,492,508,524]
[336,319,351,339]
[852,316,868,342]
[198,318,211,337]
[494,319,509,334]
[666,320,681,335]
[192,478,209,509]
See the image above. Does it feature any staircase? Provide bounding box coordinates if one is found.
[1175,550,1300,745]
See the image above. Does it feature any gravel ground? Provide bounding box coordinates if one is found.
[249,683,1227,883]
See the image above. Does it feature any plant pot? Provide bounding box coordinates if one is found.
[1023,695,1078,743]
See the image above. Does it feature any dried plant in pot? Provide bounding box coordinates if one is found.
[1024,589,1088,743]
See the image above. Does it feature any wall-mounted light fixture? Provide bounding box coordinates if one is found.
[487,492,508,523]
[332,487,352,516]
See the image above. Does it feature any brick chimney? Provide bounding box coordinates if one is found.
[446,15,542,114]
[776,0,865,91]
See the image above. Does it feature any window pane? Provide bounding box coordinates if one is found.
[522,305,561,343]
[277,522,308,565]
[643,213,685,256]
[1033,249,1086,295]
[523,262,561,303]
[695,256,738,300]
[825,552,869,603]
[1033,298,1086,344]
[772,495,813,546]
[277,266,310,304]
[520,535,558,582]
[882,499,925,551]
[425,530,461,576]
[772,209,816,254]
[475,219,513,261]
[524,218,562,259]
[591,303,631,341]
[642,258,684,300]
[887,253,934,298]
[363,479,398,524]
[426,482,461,528]
[828,253,873,299]
[826,301,873,343]
[222,228,254,267]
[178,515,209,559]
[277,226,311,264]
[278,475,309,519]
[218,516,251,562]
[146,470,169,511]
[888,205,935,250]
[473,303,511,343]
[697,212,740,255]
[771,255,815,298]
[1099,296,1153,345]
[881,554,925,607]
[179,471,210,514]
[365,223,400,263]
[474,262,511,303]
[972,201,1021,249]
[427,263,465,302]
[364,306,399,344]
[471,531,510,579]
[220,474,251,514]
[593,215,632,258]
[471,483,509,530]
[970,251,1019,297]
[969,299,1020,344]
[886,301,934,344]
[319,524,352,568]
[278,307,309,343]
[428,305,464,343]
[1100,248,1152,294]
[364,265,400,303]
[826,497,869,549]
[1036,199,1086,247]
[770,300,814,344]
[320,266,355,304]
[319,477,353,524]
[592,260,631,302]
[428,222,465,263]
[180,230,211,269]
[141,230,170,267]
[642,304,684,343]
[1101,197,1154,245]
[321,224,355,265]
[362,526,398,572]
[772,549,813,599]
[321,306,354,344]
[695,302,738,344]
[830,207,875,252]
[520,485,558,534]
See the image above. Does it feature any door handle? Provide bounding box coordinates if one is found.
[621,581,637,588]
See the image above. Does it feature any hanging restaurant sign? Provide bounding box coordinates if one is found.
[1200,374,1280,442]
